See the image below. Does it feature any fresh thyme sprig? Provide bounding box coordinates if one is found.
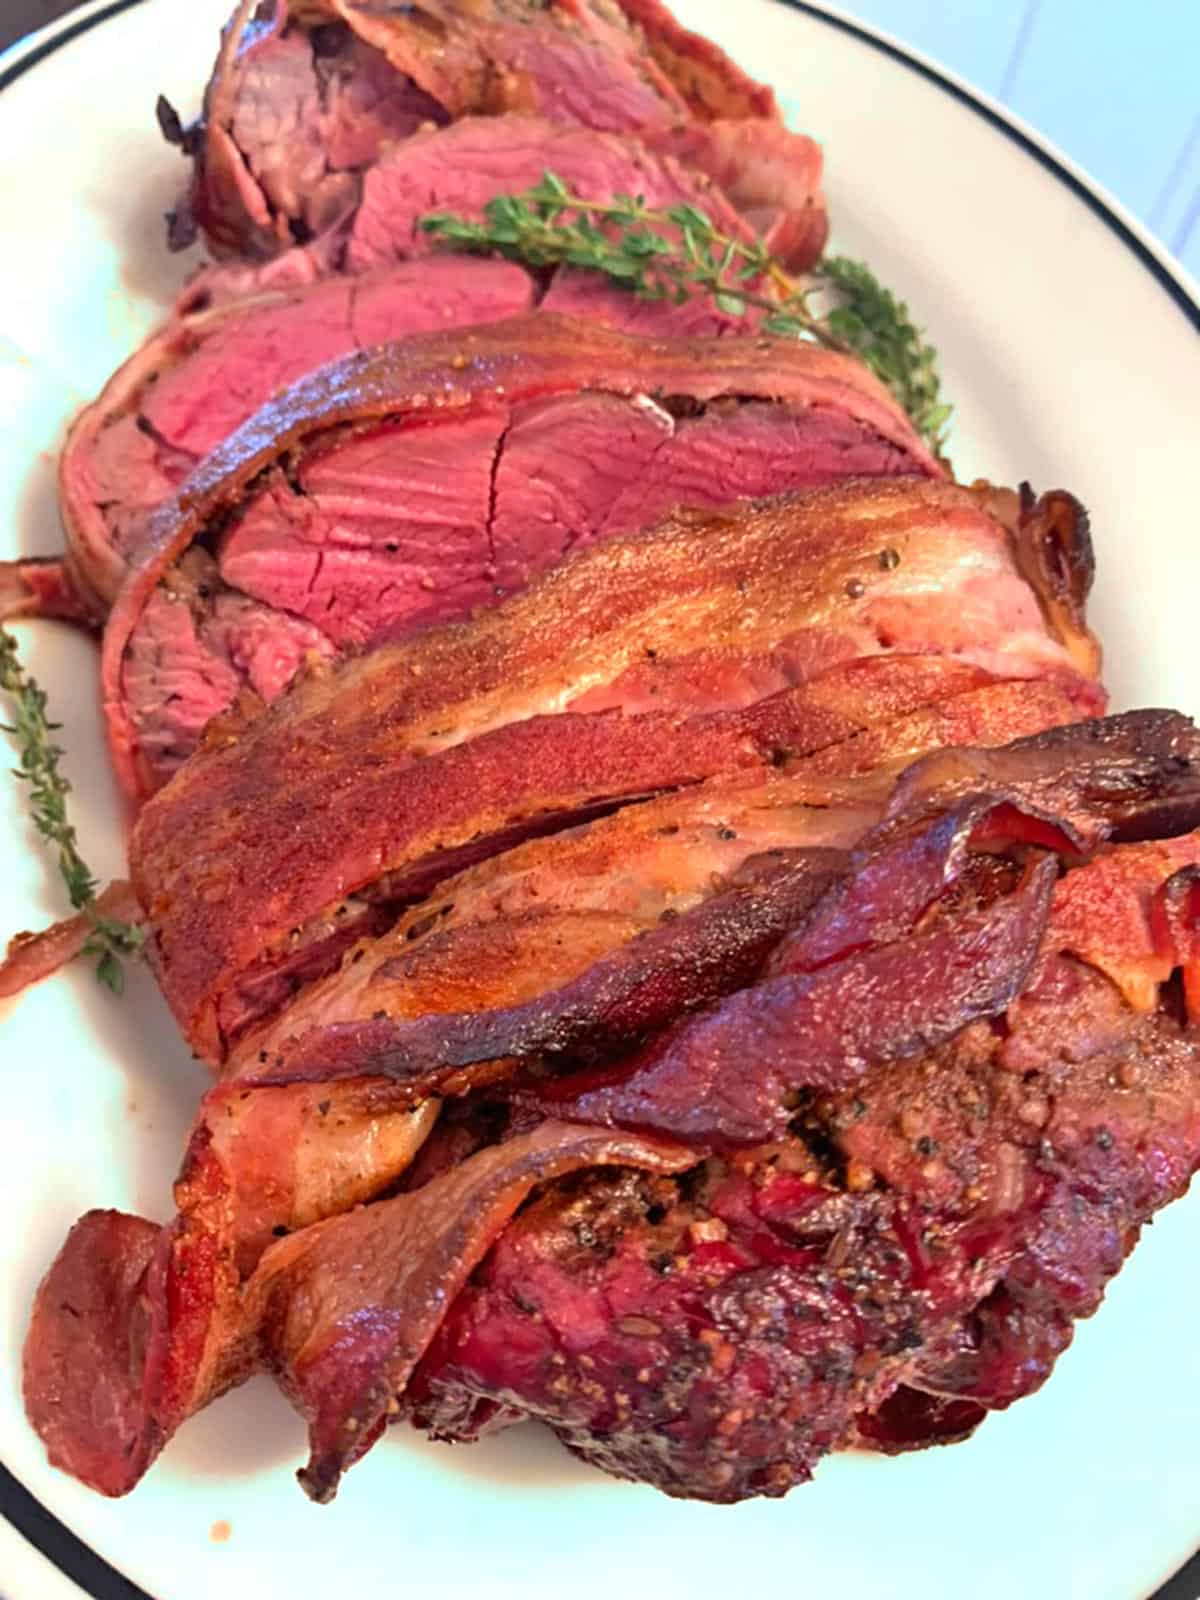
[420,171,951,451]
[0,625,144,993]
[816,256,951,452]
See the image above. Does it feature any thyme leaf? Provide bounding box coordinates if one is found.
[816,255,951,452]
[421,173,951,451]
[0,625,143,991]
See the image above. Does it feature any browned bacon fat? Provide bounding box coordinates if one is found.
[127,476,1101,1061]
[249,711,1200,1107]
[24,719,1200,1503]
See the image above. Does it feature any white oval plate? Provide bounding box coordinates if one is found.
[1,3,1199,1597]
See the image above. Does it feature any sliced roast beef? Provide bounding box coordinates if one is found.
[61,237,756,627]
[335,115,819,278]
[643,119,828,270]
[181,110,821,313]
[128,474,1101,1061]
[175,0,808,263]
[101,316,945,794]
[59,258,536,613]
[117,550,337,776]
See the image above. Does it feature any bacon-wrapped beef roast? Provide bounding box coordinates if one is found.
[8,0,1192,1525]
[124,476,1099,1057]
[22,710,1200,1501]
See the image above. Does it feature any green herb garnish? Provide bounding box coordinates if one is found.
[0,625,144,992]
[420,171,951,452]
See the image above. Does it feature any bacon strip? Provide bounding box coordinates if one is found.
[0,881,142,1000]
[23,1121,691,1500]
[546,851,1056,1144]
[249,711,1200,1102]
[143,667,1094,1062]
[250,847,850,1093]
[527,720,1200,1146]
[0,558,99,627]
[128,476,1102,1060]
[882,706,1200,846]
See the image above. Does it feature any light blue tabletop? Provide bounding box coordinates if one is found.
[842,0,1200,282]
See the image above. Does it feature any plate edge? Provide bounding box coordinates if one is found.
[0,2,1195,1598]
[774,0,1200,329]
[0,0,150,92]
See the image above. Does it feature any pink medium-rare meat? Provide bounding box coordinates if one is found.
[59,258,536,613]
[181,111,822,312]
[163,8,448,255]
[100,317,947,795]
[320,0,777,123]
[214,390,924,642]
[339,115,820,276]
[59,239,758,634]
[128,475,1101,1060]
[23,1121,692,1498]
[212,394,912,649]
[643,118,828,270]
[117,551,336,777]
[173,0,800,261]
